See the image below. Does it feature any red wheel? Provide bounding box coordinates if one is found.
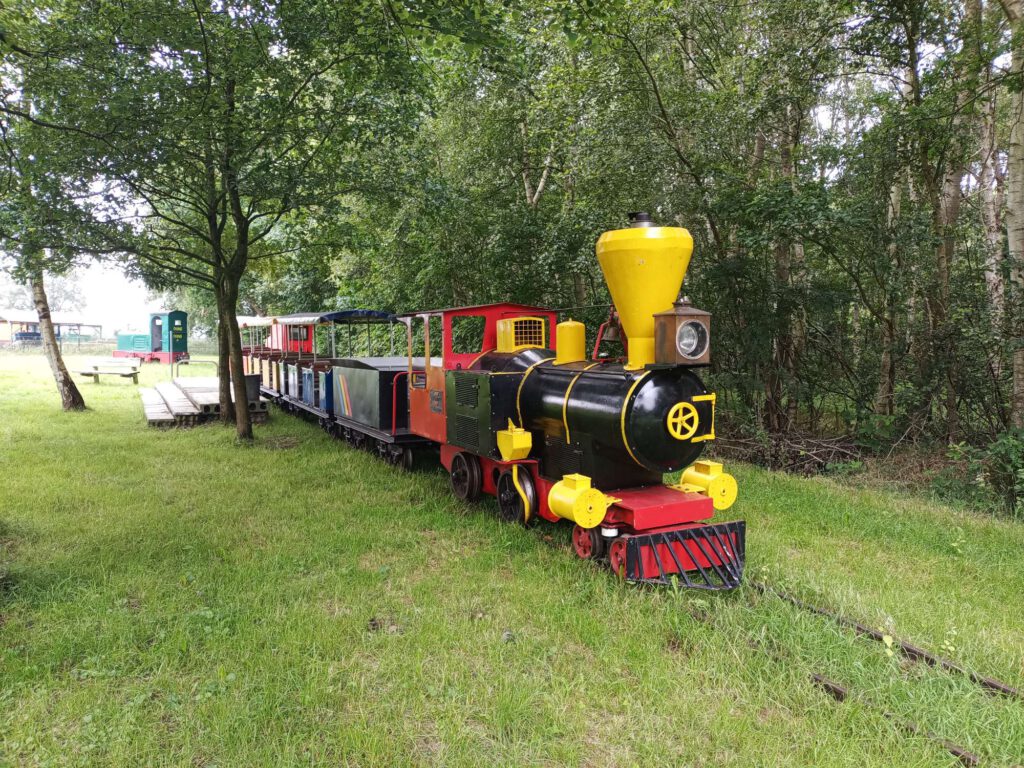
[572,525,606,560]
[608,538,629,579]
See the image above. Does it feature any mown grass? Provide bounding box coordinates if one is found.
[1,353,1023,767]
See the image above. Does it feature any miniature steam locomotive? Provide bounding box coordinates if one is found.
[242,214,745,589]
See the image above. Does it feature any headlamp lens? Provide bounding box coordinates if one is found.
[676,320,708,359]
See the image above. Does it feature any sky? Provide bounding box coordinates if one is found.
[76,263,167,336]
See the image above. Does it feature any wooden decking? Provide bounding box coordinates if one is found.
[155,382,201,426]
[140,377,269,428]
[174,377,270,415]
[174,377,220,415]
[139,387,176,427]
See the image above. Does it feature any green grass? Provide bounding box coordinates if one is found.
[2,353,1023,767]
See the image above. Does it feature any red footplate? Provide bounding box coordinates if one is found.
[618,520,746,589]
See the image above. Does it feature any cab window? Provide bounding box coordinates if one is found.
[427,314,443,368]
[450,315,485,354]
[408,317,427,388]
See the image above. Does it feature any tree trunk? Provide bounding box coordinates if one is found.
[572,273,587,308]
[875,315,898,417]
[875,180,902,416]
[1002,1,1024,427]
[221,276,253,441]
[936,170,963,439]
[216,294,233,424]
[979,71,1005,325]
[787,238,807,429]
[765,104,805,433]
[31,271,86,411]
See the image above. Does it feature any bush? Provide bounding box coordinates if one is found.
[931,431,1024,517]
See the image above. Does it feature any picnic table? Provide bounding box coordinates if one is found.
[78,358,141,384]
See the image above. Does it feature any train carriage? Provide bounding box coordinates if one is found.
[242,310,431,465]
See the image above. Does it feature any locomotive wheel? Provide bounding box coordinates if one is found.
[450,452,482,501]
[608,538,628,579]
[400,447,414,471]
[572,525,607,560]
[496,469,536,526]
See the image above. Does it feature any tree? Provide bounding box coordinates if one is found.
[998,0,1024,427]
[1,270,84,312]
[2,0,493,439]
[0,39,86,411]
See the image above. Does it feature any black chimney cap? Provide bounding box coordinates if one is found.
[628,211,654,227]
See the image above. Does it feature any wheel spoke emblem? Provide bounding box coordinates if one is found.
[666,401,699,440]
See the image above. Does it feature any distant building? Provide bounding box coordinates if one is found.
[0,309,103,346]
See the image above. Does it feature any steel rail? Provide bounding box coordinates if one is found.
[750,581,1022,701]
[737,630,983,767]
[805,670,981,767]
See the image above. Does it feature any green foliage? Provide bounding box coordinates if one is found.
[4,0,1024,490]
[934,431,1024,517]
[824,459,866,477]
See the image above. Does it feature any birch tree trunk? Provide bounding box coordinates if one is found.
[30,270,86,411]
[1009,50,1024,428]
[875,181,902,416]
[1001,0,1024,427]
[979,71,1005,324]
[936,170,964,439]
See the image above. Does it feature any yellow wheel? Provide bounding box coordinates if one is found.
[666,401,699,441]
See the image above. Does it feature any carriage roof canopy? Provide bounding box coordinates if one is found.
[239,309,398,327]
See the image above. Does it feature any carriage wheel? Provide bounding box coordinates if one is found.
[608,538,628,579]
[449,452,482,501]
[572,525,606,560]
[400,448,414,471]
[496,468,536,526]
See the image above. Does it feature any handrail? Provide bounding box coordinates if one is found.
[173,358,219,378]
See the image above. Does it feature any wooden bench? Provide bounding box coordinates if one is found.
[78,359,141,384]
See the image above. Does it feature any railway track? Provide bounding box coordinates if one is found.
[747,581,1023,767]
[750,581,1021,701]
[749,636,984,767]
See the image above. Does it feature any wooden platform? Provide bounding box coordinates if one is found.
[174,377,220,414]
[174,377,269,413]
[155,382,201,426]
[141,378,269,427]
[140,388,176,427]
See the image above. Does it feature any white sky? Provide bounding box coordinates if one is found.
[77,263,166,335]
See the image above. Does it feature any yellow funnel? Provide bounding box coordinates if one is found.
[596,216,693,370]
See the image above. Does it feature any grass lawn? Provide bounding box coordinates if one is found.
[2,353,1023,767]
